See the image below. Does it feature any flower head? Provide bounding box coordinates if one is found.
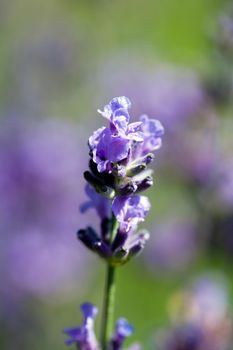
[88,96,164,177]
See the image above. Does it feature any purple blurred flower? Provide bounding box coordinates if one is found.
[109,318,134,350]
[97,57,204,130]
[212,159,233,212]
[0,117,91,299]
[157,274,233,350]
[159,324,204,350]
[190,275,229,327]
[215,6,233,54]
[112,195,150,233]
[64,303,99,349]
[163,111,219,184]
[144,218,198,273]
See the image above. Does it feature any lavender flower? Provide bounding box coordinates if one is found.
[86,96,164,195]
[78,96,163,265]
[78,193,150,265]
[64,303,135,350]
[64,303,99,350]
[74,96,164,350]
[112,195,150,233]
[109,318,134,350]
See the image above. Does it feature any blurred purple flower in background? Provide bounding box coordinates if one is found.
[156,273,233,350]
[97,56,205,130]
[144,217,198,273]
[0,117,91,304]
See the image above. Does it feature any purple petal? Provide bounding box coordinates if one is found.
[81,303,98,320]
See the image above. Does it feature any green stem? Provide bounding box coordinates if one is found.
[100,214,118,350]
[101,264,116,350]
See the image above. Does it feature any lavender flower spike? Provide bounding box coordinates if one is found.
[64,303,99,350]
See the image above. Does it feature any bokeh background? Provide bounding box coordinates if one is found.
[1,0,233,349]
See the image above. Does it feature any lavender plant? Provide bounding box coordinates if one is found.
[64,96,164,349]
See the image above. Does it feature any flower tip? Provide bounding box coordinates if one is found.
[116,318,134,337]
[81,302,98,319]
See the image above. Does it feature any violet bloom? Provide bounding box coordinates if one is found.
[138,115,164,154]
[112,195,151,233]
[109,318,134,350]
[97,58,204,131]
[78,194,150,265]
[86,97,164,196]
[90,127,130,173]
[98,96,132,134]
[64,303,99,350]
[89,96,133,173]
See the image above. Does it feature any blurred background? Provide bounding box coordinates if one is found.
[1,0,233,349]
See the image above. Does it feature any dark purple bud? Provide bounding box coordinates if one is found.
[111,231,128,251]
[101,217,112,242]
[77,227,100,252]
[83,171,107,193]
[84,171,115,198]
[89,159,103,179]
[89,159,115,188]
[94,241,112,258]
[135,176,153,193]
[117,181,137,196]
